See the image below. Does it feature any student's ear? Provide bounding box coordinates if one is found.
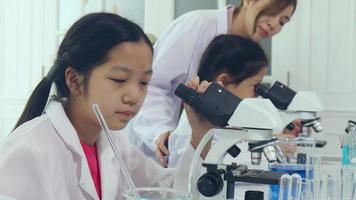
[65,67,85,96]
[215,73,233,87]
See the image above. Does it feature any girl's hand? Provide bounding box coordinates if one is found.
[155,131,170,167]
[276,133,297,155]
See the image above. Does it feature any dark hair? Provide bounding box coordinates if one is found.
[235,0,298,32]
[198,35,268,84]
[14,13,153,129]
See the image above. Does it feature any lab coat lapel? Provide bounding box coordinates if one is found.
[45,101,99,200]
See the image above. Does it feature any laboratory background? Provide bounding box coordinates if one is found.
[0,0,356,199]
[0,0,354,163]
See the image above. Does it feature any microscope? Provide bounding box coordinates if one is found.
[175,82,286,199]
[255,81,326,148]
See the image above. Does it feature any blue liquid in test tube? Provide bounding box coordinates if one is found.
[269,164,314,200]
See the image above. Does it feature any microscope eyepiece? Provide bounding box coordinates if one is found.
[255,84,269,97]
[255,81,296,110]
[175,84,200,107]
[175,82,241,127]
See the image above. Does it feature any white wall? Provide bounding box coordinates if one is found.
[144,0,175,37]
[0,0,57,140]
[272,0,356,157]
[111,0,145,27]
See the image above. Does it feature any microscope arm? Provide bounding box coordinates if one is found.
[287,92,323,112]
[205,128,273,163]
[188,128,218,199]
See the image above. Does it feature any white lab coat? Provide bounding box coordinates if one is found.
[125,6,233,153]
[0,101,198,200]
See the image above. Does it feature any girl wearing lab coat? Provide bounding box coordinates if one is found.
[0,13,214,200]
[170,34,265,167]
[125,0,298,166]
[169,35,299,168]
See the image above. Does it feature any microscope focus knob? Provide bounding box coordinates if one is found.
[197,172,224,197]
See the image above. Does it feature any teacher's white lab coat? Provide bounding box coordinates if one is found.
[125,6,234,153]
[0,101,198,200]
